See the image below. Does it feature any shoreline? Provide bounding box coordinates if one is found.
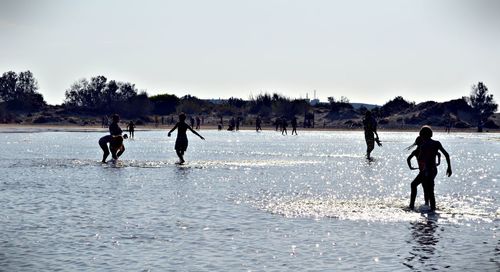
[0,123,496,133]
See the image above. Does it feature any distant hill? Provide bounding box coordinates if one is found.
[350,103,379,110]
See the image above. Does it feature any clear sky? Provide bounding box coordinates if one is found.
[1,0,499,105]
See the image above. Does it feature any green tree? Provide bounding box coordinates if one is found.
[64,76,140,114]
[0,70,45,111]
[468,82,498,132]
[149,93,180,115]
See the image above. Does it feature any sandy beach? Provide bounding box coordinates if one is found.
[0,123,491,134]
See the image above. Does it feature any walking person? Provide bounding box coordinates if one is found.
[281,117,288,135]
[363,111,382,159]
[414,126,452,212]
[291,117,298,135]
[406,136,441,210]
[167,113,205,165]
[256,116,262,132]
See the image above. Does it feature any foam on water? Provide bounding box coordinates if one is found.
[250,195,498,223]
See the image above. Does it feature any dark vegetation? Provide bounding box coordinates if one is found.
[0,71,498,130]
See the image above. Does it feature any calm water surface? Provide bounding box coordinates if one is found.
[0,129,498,271]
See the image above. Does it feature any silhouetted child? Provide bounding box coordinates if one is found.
[256,116,262,132]
[411,126,452,212]
[99,114,127,163]
[99,135,113,163]
[407,136,441,210]
[363,111,382,159]
[127,121,135,138]
[195,115,201,130]
[281,118,288,135]
[168,113,205,164]
[109,133,127,161]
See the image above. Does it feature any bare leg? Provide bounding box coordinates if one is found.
[176,150,185,164]
[116,145,125,158]
[100,143,110,163]
[409,173,424,209]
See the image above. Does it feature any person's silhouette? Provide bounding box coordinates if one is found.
[363,111,381,159]
[407,136,441,210]
[168,113,205,164]
[412,126,452,212]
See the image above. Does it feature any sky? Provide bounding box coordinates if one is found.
[0,0,499,105]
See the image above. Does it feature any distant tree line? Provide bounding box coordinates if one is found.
[0,70,498,131]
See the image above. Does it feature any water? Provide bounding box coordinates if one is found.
[0,129,498,271]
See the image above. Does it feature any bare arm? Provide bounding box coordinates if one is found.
[438,142,452,177]
[167,123,178,137]
[407,151,418,170]
[188,126,205,140]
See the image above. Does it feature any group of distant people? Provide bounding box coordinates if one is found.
[99,110,452,213]
[273,116,298,135]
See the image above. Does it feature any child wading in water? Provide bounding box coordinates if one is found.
[407,136,441,210]
[168,113,205,164]
[99,114,127,163]
[408,126,452,212]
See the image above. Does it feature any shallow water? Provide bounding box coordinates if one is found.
[0,130,498,271]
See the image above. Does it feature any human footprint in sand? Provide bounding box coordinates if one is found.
[168,113,205,164]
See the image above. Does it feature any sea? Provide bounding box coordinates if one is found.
[0,129,498,271]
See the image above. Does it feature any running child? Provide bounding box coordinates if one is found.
[167,113,205,164]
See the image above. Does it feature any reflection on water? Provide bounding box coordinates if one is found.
[0,130,498,271]
[404,219,441,271]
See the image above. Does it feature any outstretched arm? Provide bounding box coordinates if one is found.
[167,124,178,137]
[188,126,205,140]
[438,143,452,177]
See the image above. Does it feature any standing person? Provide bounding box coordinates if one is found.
[235,117,240,131]
[154,116,159,128]
[127,121,135,139]
[195,115,201,130]
[291,117,298,135]
[229,117,235,131]
[256,116,262,132]
[109,114,123,137]
[167,113,205,164]
[363,111,382,159]
[189,116,195,128]
[415,126,452,212]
